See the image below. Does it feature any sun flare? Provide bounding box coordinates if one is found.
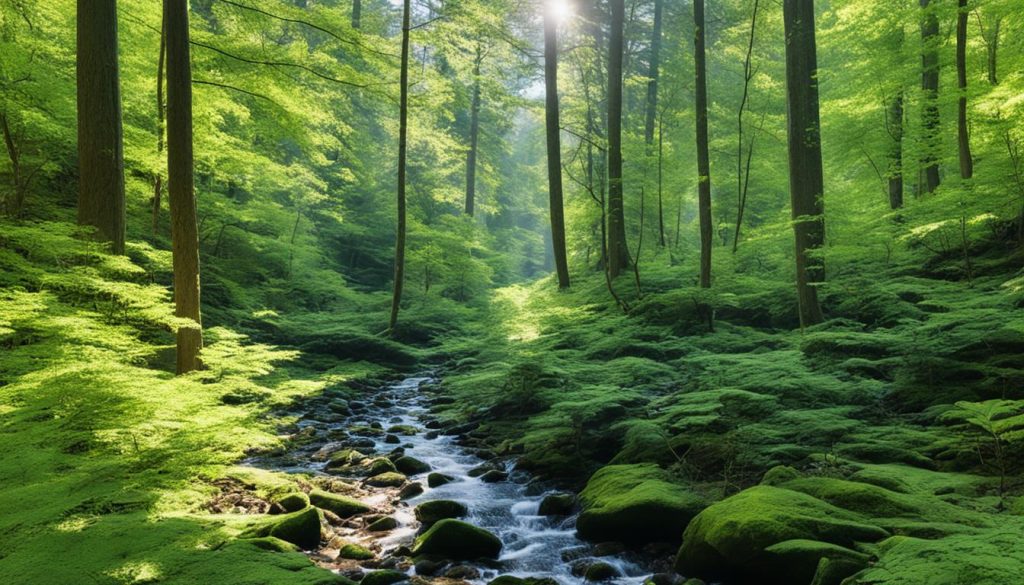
[548,0,573,24]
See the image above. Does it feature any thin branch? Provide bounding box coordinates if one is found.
[191,39,368,88]
[192,79,281,106]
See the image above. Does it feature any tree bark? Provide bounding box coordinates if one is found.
[694,0,712,289]
[77,0,126,254]
[646,0,664,247]
[987,18,1000,85]
[783,0,825,327]
[389,0,411,332]
[920,0,941,194]
[0,112,25,217]
[607,0,629,278]
[465,44,482,217]
[888,90,905,209]
[153,14,167,234]
[956,0,973,179]
[165,0,203,373]
[544,2,570,289]
[733,0,760,252]
[352,0,361,29]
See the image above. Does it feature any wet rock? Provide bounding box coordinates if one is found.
[395,456,431,476]
[414,500,468,527]
[584,562,620,581]
[479,470,508,483]
[369,458,399,476]
[360,569,408,585]
[367,516,399,532]
[242,507,322,550]
[388,425,418,436]
[487,578,559,585]
[430,396,456,406]
[385,434,401,444]
[538,493,575,516]
[442,422,479,436]
[427,473,454,488]
[309,489,371,518]
[329,399,351,415]
[370,421,384,429]
[644,573,684,585]
[593,542,625,557]
[273,492,310,514]
[325,449,367,471]
[412,519,502,560]
[365,472,407,488]
[414,559,447,576]
[339,542,375,560]
[467,464,498,478]
[241,536,301,553]
[444,565,481,580]
[424,420,444,430]
[398,482,425,499]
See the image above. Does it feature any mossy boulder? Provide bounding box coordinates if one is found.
[584,562,620,581]
[428,473,454,488]
[411,519,502,560]
[243,507,323,550]
[674,486,888,584]
[359,569,409,585]
[577,464,707,545]
[538,493,575,516]
[367,516,399,532]
[338,542,375,560]
[488,578,558,585]
[241,536,301,553]
[365,472,406,487]
[275,492,310,513]
[763,539,869,584]
[309,489,371,518]
[394,456,431,476]
[369,458,398,475]
[854,530,1024,584]
[415,500,468,527]
[398,482,424,499]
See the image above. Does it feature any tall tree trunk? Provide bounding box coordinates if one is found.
[987,18,1000,85]
[389,0,411,332]
[352,0,361,29]
[607,0,629,278]
[0,112,25,217]
[783,0,825,327]
[153,15,166,234]
[77,0,126,254]
[646,0,664,247]
[920,0,941,194]
[165,0,203,373]
[465,45,482,217]
[888,90,905,209]
[544,2,570,289]
[733,0,760,253]
[694,0,712,289]
[956,0,973,179]
[658,113,665,250]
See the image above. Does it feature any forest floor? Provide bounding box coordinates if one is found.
[3,221,1024,584]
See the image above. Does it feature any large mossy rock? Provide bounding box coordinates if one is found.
[309,489,370,518]
[394,456,431,476]
[852,530,1024,585]
[675,486,888,584]
[412,519,502,560]
[577,464,706,545]
[243,507,324,550]
[415,500,468,527]
[360,569,409,585]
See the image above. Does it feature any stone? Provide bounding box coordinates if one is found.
[411,519,502,560]
[398,482,425,499]
[367,516,399,532]
[365,472,407,488]
[274,492,310,513]
[360,570,408,585]
[538,493,574,516]
[414,500,468,527]
[427,473,454,488]
[309,489,371,518]
[394,456,431,476]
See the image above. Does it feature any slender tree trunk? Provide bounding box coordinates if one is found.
[920,0,941,194]
[888,90,905,209]
[153,15,166,234]
[783,0,825,327]
[352,0,361,29]
[645,0,664,247]
[544,2,570,289]
[733,0,759,253]
[465,45,482,217]
[77,0,126,254]
[165,0,203,373]
[389,0,411,332]
[987,18,1000,85]
[607,0,629,278]
[694,0,712,289]
[956,0,973,179]
[0,112,25,217]
[658,113,665,248]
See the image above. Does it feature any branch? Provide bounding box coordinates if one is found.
[191,39,368,88]
[192,79,281,106]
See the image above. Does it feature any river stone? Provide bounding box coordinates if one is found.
[388,425,418,435]
[584,562,620,582]
[480,470,508,483]
[274,492,310,513]
[414,559,447,576]
[538,493,574,516]
[394,456,431,476]
[385,434,401,444]
[427,473,454,488]
[365,472,406,488]
[338,542,375,560]
[369,458,398,475]
[444,565,480,579]
[415,500,468,527]
[398,482,424,499]
[309,489,371,518]
[412,519,502,560]
[243,507,322,550]
[325,449,366,470]
[367,516,399,532]
[488,578,559,585]
[360,569,408,585]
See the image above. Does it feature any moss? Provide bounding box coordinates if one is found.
[241,536,302,553]
[577,464,706,545]
[308,490,370,518]
[338,542,375,560]
[359,569,409,585]
[411,519,502,560]
[394,456,431,476]
[368,458,398,475]
[427,473,453,488]
[762,539,869,584]
[853,530,1024,584]
[365,472,406,488]
[367,516,398,532]
[414,500,468,527]
[243,507,324,550]
[538,493,575,516]
[276,492,311,513]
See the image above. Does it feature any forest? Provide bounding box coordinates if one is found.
[1,0,1023,583]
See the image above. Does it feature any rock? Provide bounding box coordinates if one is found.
[274,492,310,513]
[414,559,447,576]
[367,516,399,532]
[369,458,398,476]
[360,569,408,585]
[412,519,502,560]
[338,542,375,560]
[480,470,508,483]
[593,542,625,557]
[810,556,867,585]
[414,500,468,527]
[329,399,351,415]
[674,485,888,584]
[365,472,407,488]
[398,482,425,499]
[538,493,574,516]
[576,464,707,545]
[427,473,454,488]
[394,456,431,476]
[584,562,620,581]
[309,489,371,518]
[444,565,480,580]
[326,449,367,470]
[760,465,800,486]
[387,425,418,435]
[467,464,497,477]
[643,573,683,585]
[241,536,301,553]
[243,507,323,550]
[487,578,559,585]
[385,434,401,444]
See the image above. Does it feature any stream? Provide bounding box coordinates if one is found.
[261,375,658,585]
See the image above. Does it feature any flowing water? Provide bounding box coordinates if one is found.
[265,376,656,585]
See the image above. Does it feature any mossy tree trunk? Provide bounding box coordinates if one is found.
[606,0,629,279]
[389,0,411,332]
[694,0,712,289]
[76,0,126,255]
[544,2,570,289]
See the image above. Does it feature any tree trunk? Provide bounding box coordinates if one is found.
[987,18,1000,85]
[165,0,203,373]
[0,112,25,217]
[920,0,941,194]
[607,0,629,278]
[694,0,712,289]
[544,2,570,289]
[153,15,166,234]
[956,0,973,180]
[658,113,665,249]
[352,0,361,29]
[389,0,411,332]
[77,0,126,254]
[465,45,482,217]
[783,0,825,327]
[888,90,905,209]
[733,0,760,253]
[646,0,664,247]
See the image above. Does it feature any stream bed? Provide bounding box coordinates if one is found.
[259,375,662,585]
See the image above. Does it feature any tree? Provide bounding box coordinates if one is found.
[76,0,125,254]
[153,15,166,234]
[645,0,665,247]
[783,0,825,327]
[165,0,203,373]
[887,26,905,210]
[465,44,483,217]
[389,0,411,332]
[694,0,712,289]
[920,0,941,194]
[956,0,973,179]
[352,0,362,29]
[733,0,761,251]
[607,0,629,278]
[544,0,570,289]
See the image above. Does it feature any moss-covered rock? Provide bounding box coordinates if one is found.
[428,473,454,488]
[243,507,324,550]
[762,539,869,584]
[583,562,620,581]
[488,577,559,585]
[309,489,371,518]
[369,458,398,476]
[577,464,706,545]
[275,492,310,513]
[359,569,409,585]
[398,482,424,499]
[367,516,399,532]
[853,530,1024,584]
[394,456,431,476]
[811,556,867,585]
[411,519,502,560]
[538,493,575,516]
[414,500,468,527]
[365,472,406,487]
[338,542,375,560]
[240,536,301,553]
